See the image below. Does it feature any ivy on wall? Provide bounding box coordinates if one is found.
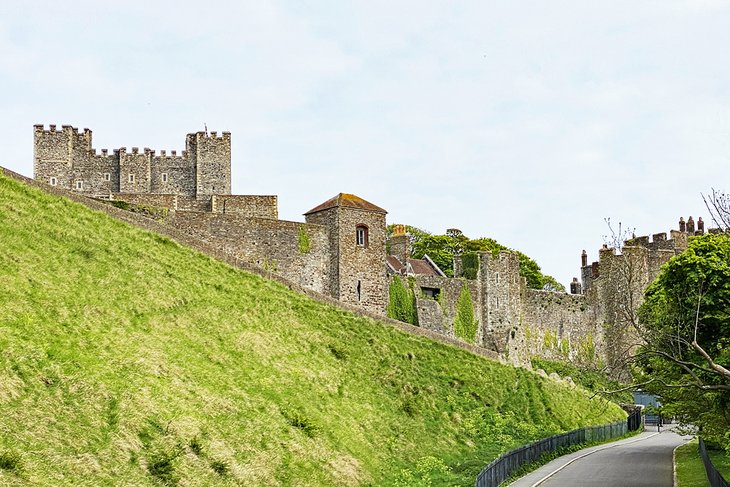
[387,276,418,325]
[297,225,311,254]
[461,251,480,280]
[453,284,477,343]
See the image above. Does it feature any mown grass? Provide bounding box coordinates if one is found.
[0,172,625,485]
[675,440,707,487]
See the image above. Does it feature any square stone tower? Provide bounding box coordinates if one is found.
[305,193,388,314]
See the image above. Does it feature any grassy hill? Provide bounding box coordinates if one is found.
[0,172,624,486]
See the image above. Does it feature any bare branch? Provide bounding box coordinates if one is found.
[691,340,730,382]
[702,188,730,231]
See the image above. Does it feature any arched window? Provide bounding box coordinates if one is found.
[356,225,369,247]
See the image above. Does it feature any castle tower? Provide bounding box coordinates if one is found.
[305,193,388,314]
[34,124,92,191]
[187,131,232,197]
[478,251,522,357]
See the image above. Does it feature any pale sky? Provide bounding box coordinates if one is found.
[2,1,728,287]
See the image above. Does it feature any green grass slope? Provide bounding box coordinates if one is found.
[0,173,625,486]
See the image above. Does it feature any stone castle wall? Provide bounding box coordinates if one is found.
[162,211,331,293]
[211,195,278,219]
[33,125,230,198]
[413,275,481,340]
[28,124,703,372]
[517,290,600,366]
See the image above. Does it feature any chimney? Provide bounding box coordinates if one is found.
[390,224,410,266]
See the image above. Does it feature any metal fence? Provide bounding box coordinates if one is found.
[474,420,628,487]
[699,437,729,487]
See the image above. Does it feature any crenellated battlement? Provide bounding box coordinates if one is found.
[34,124,231,198]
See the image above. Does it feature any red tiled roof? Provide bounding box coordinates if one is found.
[386,255,405,274]
[386,255,443,277]
[304,193,387,215]
[408,258,441,277]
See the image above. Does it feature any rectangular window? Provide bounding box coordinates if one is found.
[128,174,135,183]
[104,173,110,181]
[75,180,83,190]
[356,226,368,247]
[161,173,168,183]
[49,177,57,186]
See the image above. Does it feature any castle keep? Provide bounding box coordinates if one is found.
[34,124,231,198]
[32,124,709,371]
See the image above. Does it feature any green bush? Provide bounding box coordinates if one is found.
[0,450,22,474]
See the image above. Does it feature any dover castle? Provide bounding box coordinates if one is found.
[33,124,712,370]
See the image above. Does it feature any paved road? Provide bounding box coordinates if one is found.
[509,426,692,487]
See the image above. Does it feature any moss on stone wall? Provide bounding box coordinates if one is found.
[297,225,311,254]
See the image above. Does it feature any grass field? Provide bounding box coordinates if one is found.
[0,172,625,485]
[675,439,730,487]
[675,440,707,487]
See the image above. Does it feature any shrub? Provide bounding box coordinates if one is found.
[0,450,22,474]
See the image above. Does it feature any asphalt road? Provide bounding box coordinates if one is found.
[508,426,693,487]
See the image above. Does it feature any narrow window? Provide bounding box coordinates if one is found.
[161,173,168,183]
[49,177,57,186]
[356,225,369,247]
[495,272,500,284]
[128,174,135,183]
[75,180,83,190]
[104,173,111,181]
[357,280,362,302]
[495,296,500,308]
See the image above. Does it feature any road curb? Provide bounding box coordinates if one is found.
[672,439,694,487]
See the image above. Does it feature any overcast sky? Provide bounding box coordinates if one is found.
[2,1,728,287]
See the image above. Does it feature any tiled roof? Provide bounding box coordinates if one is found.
[304,193,387,215]
[385,255,444,277]
[408,258,441,277]
[386,255,405,274]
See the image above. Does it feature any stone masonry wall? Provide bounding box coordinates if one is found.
[163,211,331,294]
[336,206,388,314]
[211,195,278,219]
[479,252,523,359]
[517,290,600,366]
[113,193,178,209]
[413,275,481,344]
[305,208,341,299]
[33,125,230,199]
[189,131,231,196]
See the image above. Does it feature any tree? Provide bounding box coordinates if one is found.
[702,188,730,231]
[635,232,730,449]
[405,228,566,291]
